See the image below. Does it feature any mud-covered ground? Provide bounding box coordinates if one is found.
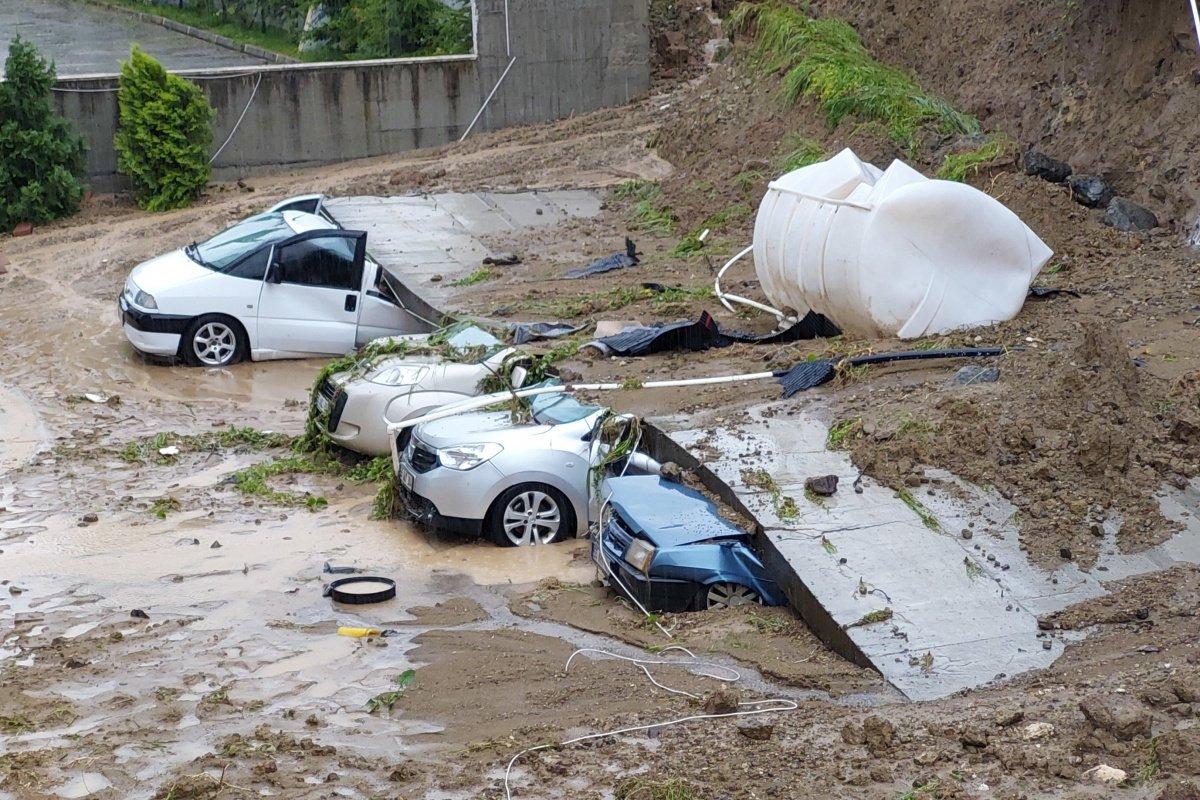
[4,2,1200,798]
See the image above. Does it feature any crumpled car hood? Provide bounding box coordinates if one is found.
[605,475,750,548]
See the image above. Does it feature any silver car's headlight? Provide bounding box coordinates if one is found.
[134,289,157,310]
[437,442,502,471]
[367,364,428,386]
[623,538,657,574]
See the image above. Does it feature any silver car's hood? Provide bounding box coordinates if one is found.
[415,411,551,448]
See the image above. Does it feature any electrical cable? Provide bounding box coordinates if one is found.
[209,71,262,164]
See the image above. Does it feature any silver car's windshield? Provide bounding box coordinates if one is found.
[190,212,295,270]
[530,392,602,425]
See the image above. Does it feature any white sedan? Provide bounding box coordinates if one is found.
[118,195,433,366]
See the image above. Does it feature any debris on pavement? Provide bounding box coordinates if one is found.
[510,321,589,344]
[583,309,839,356]
[1028,286,1081,299]
[952,365,1000,385]
[323,562,361,574]
[777,347,1006,398]
[564,237,639,278]
[483,252,521,266]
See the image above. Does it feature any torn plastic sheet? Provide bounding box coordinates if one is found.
[1027,286,1081,300]
[564,238,639,279]
[583,310,841,357]
[777,347,1006,398]
[509,321,589,345]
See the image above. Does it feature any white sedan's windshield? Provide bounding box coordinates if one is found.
[191,213,295,271]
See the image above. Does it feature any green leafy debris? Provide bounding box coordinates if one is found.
[936,135,1016,182]
[897,487,940,531]
[451,266,497,286]
[846,607,893,628]
[366,669,416,714]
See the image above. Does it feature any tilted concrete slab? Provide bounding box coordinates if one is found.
[325,191,601,318]
[652,404,1200,701]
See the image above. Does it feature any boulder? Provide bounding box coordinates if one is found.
[737,719,775,741]
[1104,197,1159,232]
[1023,150,1072,183]
[1079,694,1152,741]
[1069,175,1115,209]
[1082,764,1127,785]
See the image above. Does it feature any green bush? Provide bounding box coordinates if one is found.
[114,46,213,211]
[0,36,87,232]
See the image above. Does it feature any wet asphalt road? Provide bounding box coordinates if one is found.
[0,0,266,75]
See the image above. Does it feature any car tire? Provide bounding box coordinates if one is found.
[701,582,763,611]
[486,483,576,547]
[180,315,248,367]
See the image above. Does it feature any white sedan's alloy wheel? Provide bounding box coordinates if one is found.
[192,321,238,366]
[502,490,561,546]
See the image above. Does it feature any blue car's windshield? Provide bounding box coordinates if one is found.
[190,212,296,271]
[530,391,603,425]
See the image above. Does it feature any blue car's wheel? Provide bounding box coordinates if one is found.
[704,582,762,610]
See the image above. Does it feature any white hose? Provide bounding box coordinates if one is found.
[1191,0,1200,53]
[714,244,798,323]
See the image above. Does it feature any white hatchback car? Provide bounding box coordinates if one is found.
[118,195,431,366]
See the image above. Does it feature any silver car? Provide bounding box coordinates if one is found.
[390,390,653,546]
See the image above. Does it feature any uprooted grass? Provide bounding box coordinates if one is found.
[729,1,978,148]
[777,133,826,174]
[120,427,293,464]
[230,453,392,511]
[936,135,1017,182]
[743,468,799,520]
[614,777,698,800]
[451,266,498,286]
[671,204,752,257]
[897,487,940,531]
[366,669,416,714]
[615,179,677,235]
[520,284,714,319]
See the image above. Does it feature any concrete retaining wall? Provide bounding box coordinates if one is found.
[54,0,649,192]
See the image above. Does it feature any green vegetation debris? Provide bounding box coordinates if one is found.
[616,180,677,235]
[366,669,416,714]
[744,469,799,520]
[451,266,497,286]
[519,284,713,319]
[120,426,293,463]
[936,135,1016,182]
[896,487,940,531]
[729,2,979,148]
[777,134,825,174]
[963,557,984,579]
[846,607,893,628]
[820,535,837,554]
[150,496,181,520]
[614,777,697,800]
[1134,736,1160,785]
[826,417,860,449]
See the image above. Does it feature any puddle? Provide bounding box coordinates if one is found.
[54,773,111,798]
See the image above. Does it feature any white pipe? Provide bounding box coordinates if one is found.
[387,384,566,433]
[714,244,798,322]
[460,56,517,141]
[573,371,777,391]
[1191,0,1200,53]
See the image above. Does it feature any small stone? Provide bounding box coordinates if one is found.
[1022,150,1072,183]
[953,365,1000,385]
[211,540,222,549]
[1082,765,1127,785]
[737,719,774,741]
[1068,175,1115,208]
[703,689,738,715]
[1104,197,1159,231]
[430,274,443,283]
[1059,547,1073,560]
[130,609,149,619]
[805,474,839,496]
[1022,722,1054,740]
[81,513,99,524]
[65,658,87,668]
[1043,640,1053,650]
[11,221,33,237]
[960,728,989,748]
[994,707,1024,727]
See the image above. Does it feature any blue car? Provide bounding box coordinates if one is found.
[593,475,786,612]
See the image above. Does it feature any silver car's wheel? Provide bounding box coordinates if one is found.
[501,489,562,546]
[191,321,238,366]
[706,582,762,610]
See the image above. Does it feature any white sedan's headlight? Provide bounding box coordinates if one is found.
[366,364,429,386]
[436,442,502,471]
[134,289,158,310]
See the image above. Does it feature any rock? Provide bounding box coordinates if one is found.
[862,715,895,755]
[841,721,866,745]
[65,658,87,668]
[1069,175,1115,208]
[659,461,685,483]
[210,540,222,549]
[1157,779,1200,800]
[737,719,774,741]
[1080,694,1152,741]
[952,365,999,385]
[994,707,1024,727]
[1104,197,1159,232]
[1157,728,1200,776]
[130,608,149,619]
[81,513,99,524]
[1082,764,1127,785]
[1022,722,1055,740]
[961,529,973,540]
[1059,547,1073,560]
[11,221,33,236]
[1023,150,1072,183]
[703,689,738,715]
[482,253,521,266]
[960,728,989,748]
[805,474,839,496]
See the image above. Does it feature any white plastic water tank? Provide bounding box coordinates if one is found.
[751,149,1053,339]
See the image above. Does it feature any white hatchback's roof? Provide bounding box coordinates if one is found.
[281,209,338,235]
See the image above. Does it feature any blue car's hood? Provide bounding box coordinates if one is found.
[605,475,750,547]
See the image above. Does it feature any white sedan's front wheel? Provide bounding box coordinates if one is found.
[181,315,246,367]
[488,484,575,547]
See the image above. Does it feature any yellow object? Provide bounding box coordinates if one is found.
[338,626,382,638]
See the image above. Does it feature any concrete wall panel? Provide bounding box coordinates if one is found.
[53,0,649,192]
